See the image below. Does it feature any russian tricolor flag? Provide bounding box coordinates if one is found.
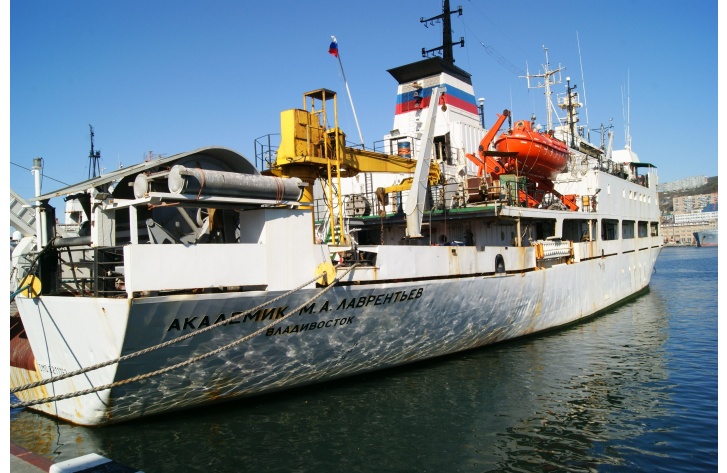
[328,36,339,58]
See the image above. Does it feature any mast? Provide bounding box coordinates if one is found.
[566,77,577,148]
[521,46,563,132]
[576,31,590,141]
[88,125,101,179]
[420,0,463,64]
[626,69,631,149]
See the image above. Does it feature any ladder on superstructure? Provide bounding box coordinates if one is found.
[364,172,373,198]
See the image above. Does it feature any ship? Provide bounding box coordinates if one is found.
[694,228,718,247]
[10,1,663,426]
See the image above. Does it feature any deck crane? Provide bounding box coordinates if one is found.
[264,89,442,243]
[466,109,578,211]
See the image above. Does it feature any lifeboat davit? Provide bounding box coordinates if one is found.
[494,120,570,181]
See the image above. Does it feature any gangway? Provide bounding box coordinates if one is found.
[10,189,36,236]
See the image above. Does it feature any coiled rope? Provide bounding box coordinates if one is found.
[11,263,358,409]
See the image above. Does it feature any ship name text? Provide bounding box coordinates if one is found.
[165,287,424,334]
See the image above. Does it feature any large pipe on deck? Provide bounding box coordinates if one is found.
[167,165,304,201]
[133,170,171,198]
[53,236,93,247]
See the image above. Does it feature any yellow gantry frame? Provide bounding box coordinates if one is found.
[264,88,442,244]
[310,90,345,246]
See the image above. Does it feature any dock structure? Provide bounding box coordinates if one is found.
[10,444,142,473]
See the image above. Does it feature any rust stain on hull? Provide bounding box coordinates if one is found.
[524,298,544,335]
[10,315,35,371]
[10,365,51,405]
[10,315,57,418]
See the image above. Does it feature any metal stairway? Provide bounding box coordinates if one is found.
[10,189,36,236]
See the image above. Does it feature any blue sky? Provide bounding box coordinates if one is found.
[7,0,720,205]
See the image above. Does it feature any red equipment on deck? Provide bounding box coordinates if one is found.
[494,119,569,181]
[465,112,578,211]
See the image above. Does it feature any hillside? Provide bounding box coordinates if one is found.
[658,176,718,213]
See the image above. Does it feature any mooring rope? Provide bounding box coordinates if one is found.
[9,284,31,302]
[12,272,320,394]
[10,264,358,408]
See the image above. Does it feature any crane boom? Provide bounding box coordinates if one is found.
[266,105,440,199]
[465,109,510,178]
[404,86,445,238]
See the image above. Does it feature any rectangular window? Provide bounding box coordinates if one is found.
[650,222,659,237]
[563,219,591,242]
[622,220,635,239]
[601,219,619,241]
[638,221,648,238]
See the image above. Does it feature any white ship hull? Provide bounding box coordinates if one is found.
[13,242,660,425]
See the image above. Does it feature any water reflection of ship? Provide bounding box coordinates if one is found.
[11,291,670,471]
[494,292,671,469]
[10,395,101,463]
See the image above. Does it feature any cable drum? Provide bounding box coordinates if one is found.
[167,165,304,201]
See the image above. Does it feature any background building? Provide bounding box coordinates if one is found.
[672,193,718,213]
[657,175,708,193]
[662,194,718,245]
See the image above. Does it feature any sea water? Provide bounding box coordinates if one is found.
[10,246,718,472]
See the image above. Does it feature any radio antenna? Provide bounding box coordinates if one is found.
[88,125,102,179]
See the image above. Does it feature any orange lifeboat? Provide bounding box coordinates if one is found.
[494,119,570,181]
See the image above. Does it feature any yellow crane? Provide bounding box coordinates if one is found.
[262,89,441,243]
[263,89,441,201]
